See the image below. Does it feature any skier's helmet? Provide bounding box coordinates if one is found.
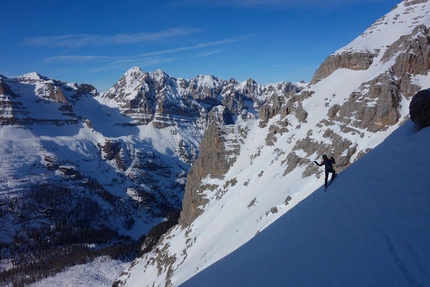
[322,154,328,159]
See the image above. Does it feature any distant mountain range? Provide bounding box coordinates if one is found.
[0,64,302,285]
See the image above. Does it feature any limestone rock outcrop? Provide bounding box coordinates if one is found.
[179,123,231,227]
[311,52,375,84]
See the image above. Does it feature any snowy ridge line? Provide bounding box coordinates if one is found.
[338,0,430,53]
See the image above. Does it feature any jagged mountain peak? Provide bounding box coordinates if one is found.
[18,71,50,82]
[123,66,144,78]
[121,67,170,85]
[245,77,257,84]
[192,74,222,88]
[149,68,169,80]
[107,68,171,94]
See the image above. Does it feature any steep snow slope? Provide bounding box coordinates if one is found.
[182,120,430,287]
[117,1,430,286]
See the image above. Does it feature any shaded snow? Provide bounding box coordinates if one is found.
[182,120,430,287]
[29,256,130,287]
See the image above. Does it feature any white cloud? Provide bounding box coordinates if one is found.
[45,38,239,64]
[45,55,113,63]
[195,50,224,58]
[44,38,239,74]
[20,28,201,48]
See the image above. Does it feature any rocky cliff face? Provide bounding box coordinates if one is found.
[178,122,235,227]
[311,52,376,84]
[0,73,92,125]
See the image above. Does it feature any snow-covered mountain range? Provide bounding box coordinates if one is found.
[1,0,429,286]
[0,59,302,285]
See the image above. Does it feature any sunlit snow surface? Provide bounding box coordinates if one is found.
[182,120,430,287]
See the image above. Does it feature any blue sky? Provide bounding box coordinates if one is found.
[1,0,400,92]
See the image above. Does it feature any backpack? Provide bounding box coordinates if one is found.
[324,157,335,171]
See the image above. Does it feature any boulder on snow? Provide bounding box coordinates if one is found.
[409,88,430,129]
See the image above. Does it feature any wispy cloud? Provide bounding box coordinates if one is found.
[21,28,201,48]
[139,38,237,57]
[45,55,114,63]
[45,38,239,63]
[195,50,224,58]
[45,38,240,73]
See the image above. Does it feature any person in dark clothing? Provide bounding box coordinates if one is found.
[314,154,337,189]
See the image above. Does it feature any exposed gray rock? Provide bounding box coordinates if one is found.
[327,104,341,118]
[0,78,18,98]
[283,151,307,176]
[0,74,80,126]
[99,140,122,161]
[334,73,402,132]
[179,123,231,227]
[258,94,282,123]
[208,105,234,125]
[265,121,289,146]
[40,83,68,103]
[384,25,430,77]
[409,88,430,129]
[311,52,375,84]
[295,103,308,122]
[0,78,27,125]
[73,83,98,101]
[259,90,312,127]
